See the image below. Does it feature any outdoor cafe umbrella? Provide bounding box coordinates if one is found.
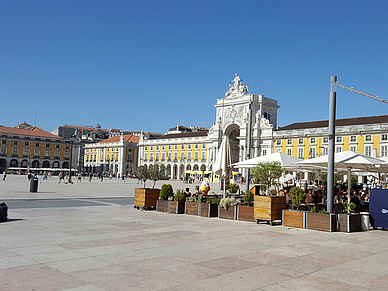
[214,135,231,197]
[297,150,385,203]
[232,152,302,169]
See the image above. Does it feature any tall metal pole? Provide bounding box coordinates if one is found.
[245,101,253,192]
[327,76,337,213]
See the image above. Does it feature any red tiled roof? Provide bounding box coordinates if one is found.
[278,115,388,131]
[63,125,109,132]
[98,134,140,144]
[0,126,62,139]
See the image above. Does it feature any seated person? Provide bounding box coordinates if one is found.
[192,185,201,197]
[285,190,292,204]
[185,188,191,198]
[350,190,360,206]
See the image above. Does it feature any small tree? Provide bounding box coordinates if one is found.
[251,161,285,195]
[160,184,173,200]
[148,163,166,189]
[136,165,150,188]
[243,190,254,204]
[290,187,306,206]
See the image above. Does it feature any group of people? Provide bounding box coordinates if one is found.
[184,186,202,197]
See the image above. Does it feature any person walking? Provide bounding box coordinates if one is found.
[88,173,93,183]
[2,172,6,181]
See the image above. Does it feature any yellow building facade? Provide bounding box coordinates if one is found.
[0,124,74,172]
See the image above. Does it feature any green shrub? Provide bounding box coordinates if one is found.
[206,197,220,205]
[228,183,239,194]
[289,187,306,206]
[318,211,330,214]
[343,201,356,212]
[310,206,317,213]
[159,184,173,200]
[243,190,254,204]
[174,189,186,202]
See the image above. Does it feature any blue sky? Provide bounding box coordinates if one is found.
[1,0,387,133]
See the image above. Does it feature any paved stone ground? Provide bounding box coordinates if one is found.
[1,176,388,290]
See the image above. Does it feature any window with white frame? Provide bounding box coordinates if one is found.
[310,138,316,144]
[34,148,40,156]
[382,134,388,141]
[287,139,292,145]
[381,146,388,157]
[323,137,328,143]
[45,149,50,157]
[365,146,371,156]
[262,149,267,156]
[365,135,372,142]
[323,147,328,156]
[144,153,148,161]
[287,148,292,155]
[298,148,303,159]
[174,152,178,161]
[23,148,29,156]
[310,147,316,158]
[202,152,206,161]
[188,152,191,160]
[350,146,357,152]
[336,136,342,143]
[0,146,6,154]
[276,140,281,146]
[350,136,357,142]
[336,147,342,153]
[298,139,303,145]
[194,152,198,161]
[65,150,69,159]
[55,150,60,157]
[276,148,281,153]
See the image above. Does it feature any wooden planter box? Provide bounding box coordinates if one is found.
[200,203,218,217]
[219,205,237,220]
[185,202,199,215]
[156,200,169,213]
[306,213,337,232]
[254,196,286,225]
[282,210,306,229]
[238,205,255,222]
[338,214,362,233]
[169,201,185,214]
[134,188,160,209]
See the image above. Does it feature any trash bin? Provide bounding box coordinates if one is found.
[360,212,370,231]
[0,202,7,222]
[30,177,39,193]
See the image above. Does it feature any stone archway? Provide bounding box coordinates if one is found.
[173,164,178,179]
[43,161,50,168]
[32,160,40,168]
[186,164,191,171]
[10,159,18,167]
[224,124,240,165]
[0,158,6,171]
[193,164,199,171]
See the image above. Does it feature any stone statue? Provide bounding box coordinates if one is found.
[230,74,242,89]
[225,74,248,98]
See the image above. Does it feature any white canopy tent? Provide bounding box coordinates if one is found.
[232,152,303,169]
[297,151,385,201]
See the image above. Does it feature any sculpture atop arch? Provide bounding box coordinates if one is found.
[225,73,249,98]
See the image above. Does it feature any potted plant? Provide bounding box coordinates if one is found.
[252,161,286,225]
[200,195,219,217]
[282,187,307,229]
[134,163,165,210]
[219,196,240,220]
[170,189,185,214]
[238,190,255,222]
[338,201,361,232]
[156,184,173,213]
[185,194,202,216]
[306,208,338,232]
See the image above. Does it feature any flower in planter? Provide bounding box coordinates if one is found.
[220,197,241,210]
